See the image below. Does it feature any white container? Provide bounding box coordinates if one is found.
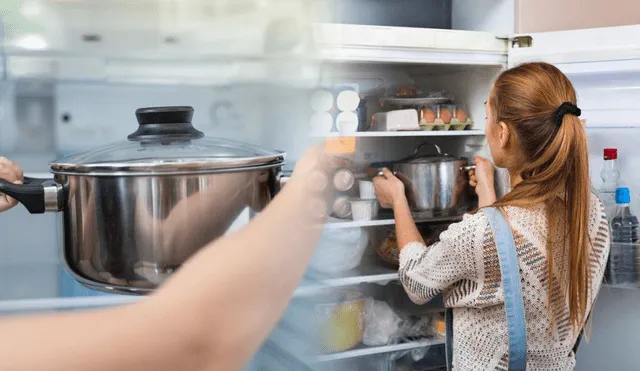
[350,199,379,221]
[336,111,359,134]
[336,90,361,112]
[371,109,420,131]
[358,180,376,199]
[310,89,334,112]
[309,112,334,133]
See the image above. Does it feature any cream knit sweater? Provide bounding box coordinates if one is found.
[398,194,610,370]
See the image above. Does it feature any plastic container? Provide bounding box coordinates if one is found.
[310,89,334,112]
[336,90,361,112]
[309,112,334,133]
[609,187,639,286]
[316,291,366,353]
[336,111,359,133]
[350,199,379,221]
[421,104,472,131]
[358,180,376,199]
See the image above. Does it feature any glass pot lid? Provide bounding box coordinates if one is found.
[51,106,285,176]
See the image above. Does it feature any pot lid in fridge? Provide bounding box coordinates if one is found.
[50,106,285,175]
[399,143,461,164]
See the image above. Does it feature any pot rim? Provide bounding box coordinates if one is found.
[50,153,286,176]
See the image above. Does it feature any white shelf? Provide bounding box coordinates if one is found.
[324,213,464,229]
[0,265,399,313]
[295,265,398,296]
[315,23,507,66]
[0,296,141,314]
[311,130,485,138]
[324,219,397,229]
[312,339,444,362]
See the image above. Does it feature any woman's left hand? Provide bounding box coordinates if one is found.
[373,168,406,209]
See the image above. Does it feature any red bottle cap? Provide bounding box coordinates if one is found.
[604,148,618,160]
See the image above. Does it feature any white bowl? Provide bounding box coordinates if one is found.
[358,180,376,200]
[350,199,379,221]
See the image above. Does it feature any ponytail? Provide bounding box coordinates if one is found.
[487,62,592,331]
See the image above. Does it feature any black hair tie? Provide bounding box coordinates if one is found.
[555,102,581,126]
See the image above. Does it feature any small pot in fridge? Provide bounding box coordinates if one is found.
[391,143,474,212]
[0,106,288,295]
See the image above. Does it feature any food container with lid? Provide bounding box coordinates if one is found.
[350,199,379,221]
[0,106,288,295]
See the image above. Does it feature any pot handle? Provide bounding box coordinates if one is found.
[276,170,293,192]
[414,142,443,156]
[0,177,64,214]
[461,165,476,172]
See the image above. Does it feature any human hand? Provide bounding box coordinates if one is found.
[469,156,496,207]
[0,157,24,212]
[373,168,406,209]
[289,143,353,220]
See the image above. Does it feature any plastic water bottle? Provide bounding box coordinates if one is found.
[609,187,639,286]
[598,148,620,220]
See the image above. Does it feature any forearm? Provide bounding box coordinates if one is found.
[154,173,327,370]
[0,302,203,371]
[393,196,425,251]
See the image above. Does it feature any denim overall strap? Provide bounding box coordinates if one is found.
[484,207,528,370]
[444,208,527,371]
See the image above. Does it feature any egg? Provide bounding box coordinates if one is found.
[440,108,452,124]
[422,108,436,123]
[454,108,468,122]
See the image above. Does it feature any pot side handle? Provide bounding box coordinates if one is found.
[0,177,63,214]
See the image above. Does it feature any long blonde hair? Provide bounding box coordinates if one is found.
[488,62,590,330]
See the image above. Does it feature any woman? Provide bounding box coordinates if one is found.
[0,146,340,371]
[374,62,610,370]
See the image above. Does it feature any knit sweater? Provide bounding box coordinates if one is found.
[398,194,610,370]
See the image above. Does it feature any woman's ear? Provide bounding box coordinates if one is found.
[498,121,510,149]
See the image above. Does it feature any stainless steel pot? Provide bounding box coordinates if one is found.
[0,106,288,295]
[392,143,474,212]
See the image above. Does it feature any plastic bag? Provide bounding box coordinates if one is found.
[362,299,403,346]
[309,225,369,274]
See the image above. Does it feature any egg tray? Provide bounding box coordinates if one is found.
[419,119,473,131]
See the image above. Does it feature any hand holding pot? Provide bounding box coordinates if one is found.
[469,156,497,207]
[0,157,24,213]
[373,168,406,209]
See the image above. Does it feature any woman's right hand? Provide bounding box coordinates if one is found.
[373,168,406,209]
[469,156,497,207]
[0,157,24,213]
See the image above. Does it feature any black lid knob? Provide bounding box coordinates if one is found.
[128,106,204,141]
[135,106,194,125]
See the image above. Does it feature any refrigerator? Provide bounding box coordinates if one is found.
[0,1,638,370]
